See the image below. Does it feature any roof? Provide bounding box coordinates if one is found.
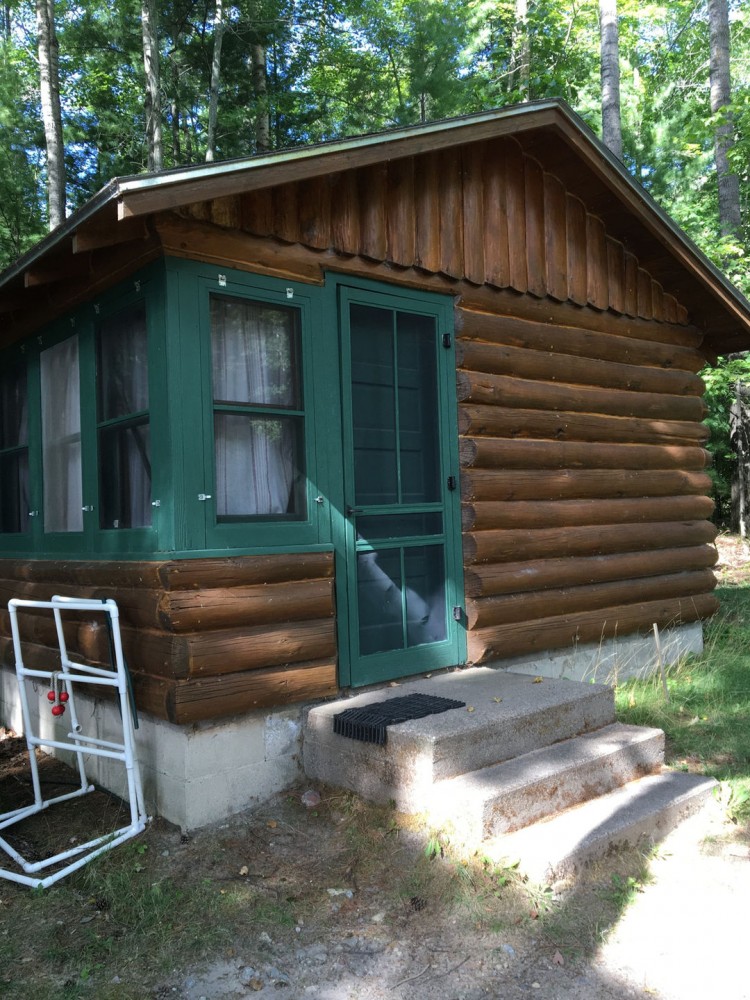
[2,98,749,354]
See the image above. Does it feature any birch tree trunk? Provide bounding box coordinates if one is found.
[599,0,622,159]
[36,0,66,230]
[141,0,163,171]
[708,0,741,237]
[206,0,225,162]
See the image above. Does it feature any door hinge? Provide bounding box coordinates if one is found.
[442,333,452,349]
[453,606,463,622]
[447,475,457,491]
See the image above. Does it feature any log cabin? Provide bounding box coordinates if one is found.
[1,99,749,827]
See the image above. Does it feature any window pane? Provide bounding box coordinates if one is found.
[355,513,443,540]
[41,336,82,533]
[397,312,441,503]
[214,413,304,518]
[350,304,398,505]
[97,303,149,420]
[211,296,301,408]
[0,452,29,533]
[0,361,27,449]
[357,548,404,656]
[405,546,446,647]
[99,421,152,528]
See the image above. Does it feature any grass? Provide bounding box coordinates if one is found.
[615,585,750,826]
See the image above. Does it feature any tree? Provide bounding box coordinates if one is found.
[599,0,622,158]
[141,0,163,171]
[708,0,741,238]
[206,0,226,162]
[36,0,66,229]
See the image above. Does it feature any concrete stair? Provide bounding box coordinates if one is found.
[303,668,716,878]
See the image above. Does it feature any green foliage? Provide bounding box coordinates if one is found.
[0,0,749,294]
[616,584,750,825]
[702,357,750,523]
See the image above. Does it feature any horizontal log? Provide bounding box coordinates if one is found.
[118,618,337,678]
[460,438,710,471]
[456,370,705,422]
[466,593,718,665]
[458,405,708,447]
[0,559,165,588]
[466,569,716,629]
[162,661,338,724]
[159,579,334,632]
[457,308,707,373]
[461,468,713,504]
[158,552,334,589]
[463,544,719,598]
[462,495,716,532]
[463,520,717,564]
[0,553,334,591]
[457,340,708,397]
[1,637,338,723]
[457,285,704,349]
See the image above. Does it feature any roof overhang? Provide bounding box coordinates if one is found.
[2,99,749,355]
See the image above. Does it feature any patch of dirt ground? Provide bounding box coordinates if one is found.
[0,727,748,1000]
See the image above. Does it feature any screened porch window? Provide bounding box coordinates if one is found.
[96,302,152,529]
[0,360,29,533]
[41,335,83,533]
[210,294,305,520]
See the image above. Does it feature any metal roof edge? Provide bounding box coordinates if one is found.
[0,181,120,293]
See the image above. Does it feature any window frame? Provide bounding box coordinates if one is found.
[189,265,324,550]
[0,349,33,537]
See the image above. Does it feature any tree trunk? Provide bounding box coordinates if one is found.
[708,0,741,238]
[509,0,530,101]
[599,0,622,159]
[141,0,163,171]
[36,0,66,230]
[206,0,225,162]
[251,38,270,153]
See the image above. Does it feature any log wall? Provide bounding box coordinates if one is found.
[0,554,337,723]
[455,289,718,664]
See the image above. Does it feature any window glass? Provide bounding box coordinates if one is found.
[211,295,305,520]
[97,303,151,529]
[0,361,29,533]
[97,302,149,419]
[41,336,83,533]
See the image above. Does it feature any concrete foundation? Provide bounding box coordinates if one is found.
[487,622,703,684]
[0,664,305,831]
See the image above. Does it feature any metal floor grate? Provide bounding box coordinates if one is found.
[333,693,465,745]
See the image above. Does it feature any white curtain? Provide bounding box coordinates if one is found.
[211,298,299,516]
[41,335,82,533]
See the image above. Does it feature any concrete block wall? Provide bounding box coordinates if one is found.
[0,665,305,830]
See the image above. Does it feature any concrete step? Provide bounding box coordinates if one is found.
[427,723,665,841]
[488,771,718,883]
[303,667,615,811]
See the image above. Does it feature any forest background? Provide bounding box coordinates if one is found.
[3,0,750,520]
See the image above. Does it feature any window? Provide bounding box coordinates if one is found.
[41,336,83,533]
[0,360,29,533]
[96,303,151,529]
[210,294,305,521]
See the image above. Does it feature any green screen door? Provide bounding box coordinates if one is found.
[337,283,464,686]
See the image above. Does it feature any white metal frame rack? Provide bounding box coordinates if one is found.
[0,596,147,888]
